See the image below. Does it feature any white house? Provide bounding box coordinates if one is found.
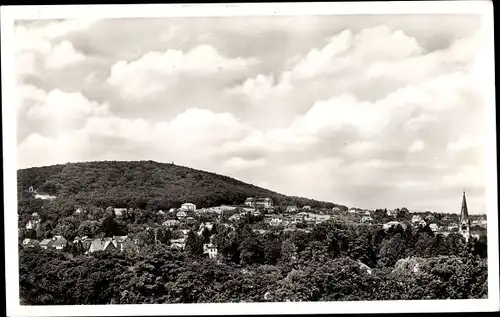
[229,214,241,222]
[285,206,298,213]
[360,216,374,223]
[270,216,283,226]
[411,215,423,224]
[387,209,398,218]
[244,197,256,207]
[419,220,427,227]
[448,223,459,231]
[429,223,439,232]
[303,206,311,210]
[332,207,341,212]
[364,210,371,216]
[114,208,127,217]
[181,203,196,212]
[170,238,186,250]
[348,208,357,214]
[315,214,331,224]
[176,210,187,220]
[25,219,40,230]
[383,221,403,231]
[255,198,273,209]
[203,243,218,259]
[163,219,180,227]
[34,193,56,200]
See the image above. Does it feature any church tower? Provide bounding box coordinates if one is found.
[459,190,471,242]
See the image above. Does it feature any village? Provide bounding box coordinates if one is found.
[21,192,487,259]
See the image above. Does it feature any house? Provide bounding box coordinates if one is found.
[424,215,435,222]
[113,208,127,217]
[113,235,136,252]
[448,223,459,232]
[315,214,331,224]
[88,238,118,253]
[34,193,56,200]
[429,223,439,232]
[364,210,371,216]
[74,208,83,215]
[387,209,398,218]
[176,210,187,220]
[244,197,256,207]
[255,198,273,209]
[25,219,40,230]
[50,236,68,250]
[39,238,52,249]
[269,216,283,226]
[290,215,304,224]
[157,210,165,215]
[170,238,186,250]
[383,221,404,231]
[185,216,196,225]
[181,203,196,212]
[252,229,268,235]
[198,222,214,235]
[163,219,180,227]
[31,212,39,218]
[303,206,311,210]
[22,239,39,248]
[348,208,357,214]
[360,216,373,224]
[203,243,218,259]
[411,215,423,224]
[286,206,298,213]
[418,220,427,227]
[251,210,262,217]
[332,207,341,212]
[229,214,241,222]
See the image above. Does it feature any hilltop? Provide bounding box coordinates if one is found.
[17,160,347,211]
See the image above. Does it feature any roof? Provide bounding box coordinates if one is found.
[40,239,52,246]
[182,203,196,206]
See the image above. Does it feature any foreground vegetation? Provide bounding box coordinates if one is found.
[20,220,487,305]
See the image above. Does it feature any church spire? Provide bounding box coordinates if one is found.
[460,190,470,225]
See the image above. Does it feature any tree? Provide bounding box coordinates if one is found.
[185,230,203,256]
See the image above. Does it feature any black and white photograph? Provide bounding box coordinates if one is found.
[2,2,498,316]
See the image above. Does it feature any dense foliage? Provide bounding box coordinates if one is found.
[17,161,346,211]
[19,220,487,304]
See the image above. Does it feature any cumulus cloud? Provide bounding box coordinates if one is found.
[291,25,423,79]
[409,140,425,153]
[45,41,86,69]
[227,72,292,99]
[446,134,481,152]
[223,157,267,170]
[15,20,95,75]
[107,44,257,98]
[23,87,110,131]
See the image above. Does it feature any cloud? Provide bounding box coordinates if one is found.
[406,113,438,131]
[15,20,95,75]
[291,25,423,79]
[45,41,86,69]
[223,157,267,170]
[227,72,292,99]
[446,134,480,152]
[107,44,257,98]
[24,88,110,131]
[409,140,425,153]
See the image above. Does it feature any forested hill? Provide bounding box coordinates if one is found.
[17,160,347,211]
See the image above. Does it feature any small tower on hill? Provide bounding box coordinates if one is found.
[459,190,471,242]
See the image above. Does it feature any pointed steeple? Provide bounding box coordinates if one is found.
[460,190,470,226]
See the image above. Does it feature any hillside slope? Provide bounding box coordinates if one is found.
[17,160,346,211]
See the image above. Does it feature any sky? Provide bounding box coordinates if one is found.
[14,14,489,213]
